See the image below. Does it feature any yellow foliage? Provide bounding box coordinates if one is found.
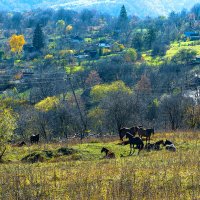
[44,54,54,60]
[91,81,131,102]
[65,65,84,74]
[35,96,59,112]
[102,48,111,55]
[9,34,26,53]
[59,50,75,57]
[66,25,73,32]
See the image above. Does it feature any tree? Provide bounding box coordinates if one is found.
[132,33,143,51]
[160,95,191,130]
[118,5,128,29]
[144,28,156,49]
[32,24,44,51]
[191,3,200,20]
[99,89,135,133]
[136,74,152,93]
[123,48,137,62]
[0,108,17,160]
[9,34,26,54]
[56,20,65,33]
[85,70,102,87]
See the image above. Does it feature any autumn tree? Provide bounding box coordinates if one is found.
[85,70,102,87]
[9,34,26,54]
[136,74,152,93]
[32,24,44,51]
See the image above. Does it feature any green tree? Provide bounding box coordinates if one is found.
[32,24,44,51]
[118,5,128,30]
[132,33,143,51]
[123,48,137,62]
[144,28,156,49]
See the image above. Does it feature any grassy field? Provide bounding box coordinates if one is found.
[0,132,199,200]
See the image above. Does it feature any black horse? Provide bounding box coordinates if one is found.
[30,134,39,144]
[125,132,144,155]
[164,140,173,146]
[119,126,138,141]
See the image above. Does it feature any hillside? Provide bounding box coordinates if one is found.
[0,0,200,17]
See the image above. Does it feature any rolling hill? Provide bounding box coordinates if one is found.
[0,0,199,17]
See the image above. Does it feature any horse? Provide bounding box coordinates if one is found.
[30,134,39,144]
[101,147,115,159]
[164,140,173,146]
[12,141,26,147]
[119,126,138,141]
[17,141,26,147]
[145,140,164,151]
[154,140,165,150]
[125,132,144,155]
[137,127,154,144]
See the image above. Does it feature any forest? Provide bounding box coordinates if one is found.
[1,5,200,141]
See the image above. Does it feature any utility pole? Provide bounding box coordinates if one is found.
[66,75,87,139]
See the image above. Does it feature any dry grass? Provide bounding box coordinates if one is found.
[0,132,199,200]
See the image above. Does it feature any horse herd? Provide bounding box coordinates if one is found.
[11,128,176,159]
[101,126,176,158]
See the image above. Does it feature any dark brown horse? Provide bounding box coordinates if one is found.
[101,147,115,159]
[119,126,138,141]
[137,127,154,144]
[30,134,39,144]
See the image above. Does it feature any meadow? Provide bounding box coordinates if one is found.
[0,131,199,200]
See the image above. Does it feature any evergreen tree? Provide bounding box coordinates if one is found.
[32,24,44,51]
[118,5,128,30]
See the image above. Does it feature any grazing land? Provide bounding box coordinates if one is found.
[0,131,199,200]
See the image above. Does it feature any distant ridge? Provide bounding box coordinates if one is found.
[0,0,199,17]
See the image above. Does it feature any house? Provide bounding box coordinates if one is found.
[98,43,111,48]
[74,54,89,59]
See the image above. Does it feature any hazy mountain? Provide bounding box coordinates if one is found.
[0,0,199,17]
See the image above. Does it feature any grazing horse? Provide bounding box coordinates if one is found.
[137,127,154,144]
[30,134,39,144]
[125,132,144,155]
[101,147,115,159]
[119,126,138,141]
